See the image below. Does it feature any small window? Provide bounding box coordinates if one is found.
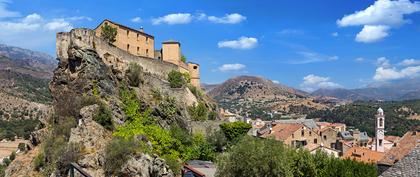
[146,37,149,44]
[127,44,130,51]
[193,66,198,69]
[309,131,312,136]
[137,47,139,54]
[292,133,294,138]
[146,49,149,56]
[323,135,327,140]
[104,22,108,25]
[314,139,317,144]
[127,30,129,36]
[379,118,383,127]
[301,130,304,136]
[379,139,383,146]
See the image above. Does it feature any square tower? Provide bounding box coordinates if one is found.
[162,40,181,65]
[375,107,385,152]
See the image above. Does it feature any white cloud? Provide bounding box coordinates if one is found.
[279,29,304,35]
[208,13,246,24]
[152,13,192,25]
[218,63,246,72]
[331,32,338,37]
[337,0,420,43]
[399,59,420,66]
[272,80,280,84]
[44,19,73,31]
[217,36,258,49]
[373,66,420,81]
[373,57,420,81]
[376,57,391,68]
[300,74,342,92]
[0,0,19,18]
[66,16,92,21]
[355,57,365,62]
[290,52,338,64]
[131,17,142,23]
[355,25,390,43]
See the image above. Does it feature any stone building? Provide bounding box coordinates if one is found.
[260,123,319,147]
[94,19,201,88]
[95,19,154,58]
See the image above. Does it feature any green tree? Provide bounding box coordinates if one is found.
[168,70,186,88]
[219,121,252,142]
[9,151,16,161]
[93,102,113,130]
[181,55,187,63]
[18,143,26,152]
[101,23,117,44]
[104,137,140,176]
[126,63,143,87]
[188,102,208,121]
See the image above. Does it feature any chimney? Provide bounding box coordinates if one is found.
[139,26,144,32]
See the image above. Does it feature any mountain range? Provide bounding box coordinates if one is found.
[311,78,420,101]
[205,75,330,119]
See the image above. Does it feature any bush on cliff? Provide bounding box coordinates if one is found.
[100,23,117,44]
[188,102,208,121]
[93,102,114,130]
[168,70,186,88]
[126,63,143,87]
[104,137,140,176]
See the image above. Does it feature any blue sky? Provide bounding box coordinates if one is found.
[1,0,420,91]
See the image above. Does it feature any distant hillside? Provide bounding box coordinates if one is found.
[208,75,329,119]
[307,100,420,136]
[312,78,420,101]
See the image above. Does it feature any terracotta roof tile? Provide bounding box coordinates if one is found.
[343,147,384,163]
[379,131,420,165]
[261,123,303,141]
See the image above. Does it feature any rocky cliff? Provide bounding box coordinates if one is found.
[6,28,216,176]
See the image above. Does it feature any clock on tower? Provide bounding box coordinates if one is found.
[375,107,385,152]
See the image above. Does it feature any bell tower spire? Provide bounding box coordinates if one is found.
[375,107,385,152]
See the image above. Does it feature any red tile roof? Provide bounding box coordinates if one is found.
[342,147,384,164]
[379,131,420,165]
[261,123,303,141]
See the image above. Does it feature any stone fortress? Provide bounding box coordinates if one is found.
[91,19,201,88]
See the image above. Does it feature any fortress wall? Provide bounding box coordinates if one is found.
[57,28,179,80]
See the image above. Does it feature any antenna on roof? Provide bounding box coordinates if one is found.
[139,26,144,32]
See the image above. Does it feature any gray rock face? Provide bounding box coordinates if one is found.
[121,154,174,177]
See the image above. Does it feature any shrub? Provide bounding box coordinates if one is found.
[159,96,178,119]
[126,63,143,87]
[100,23,117,44]
[104,137,139,176]
[188,102,208,121]
[162,154,181,176]
[207,130,228,152]
[208,111,217,120]
[9,151,15,161]
[2,158,10,166]
[188,85,203,98]
[34,152,45,171]
[93,102,113,130]
[168,70,186,88]
[181,55,187,63]
[151,88,163,105]
[18,143,26,152]
[56,143,83,175]
[219,121,252,142]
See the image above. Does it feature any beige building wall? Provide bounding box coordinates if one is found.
[285,127,320,147]
[95,20,155,58]
[162,41,181,65]
[188,62,200,88]
[320,128,338,148]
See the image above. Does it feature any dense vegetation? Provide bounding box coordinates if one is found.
[0,70,52,104]
[168,70,188,88]
[0,119,40,140]
[216,136,377,177]
[307,100,420,136]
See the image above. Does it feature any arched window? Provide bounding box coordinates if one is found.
[379,118,383,127]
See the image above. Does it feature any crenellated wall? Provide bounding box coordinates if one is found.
[57,28,179,80]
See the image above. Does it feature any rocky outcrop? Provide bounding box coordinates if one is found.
[121,154,174,177]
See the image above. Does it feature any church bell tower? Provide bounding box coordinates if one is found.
[375,107,385,152]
